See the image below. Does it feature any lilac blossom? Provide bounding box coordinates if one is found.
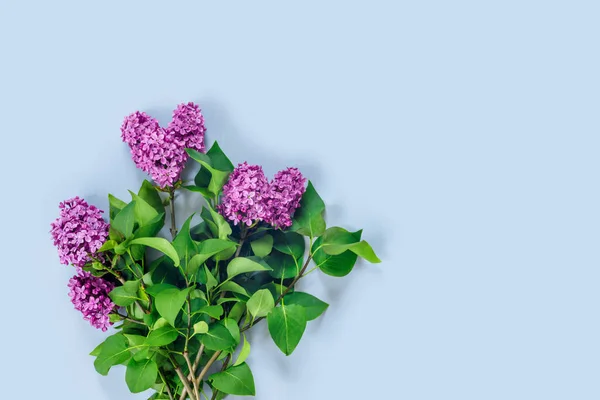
[120,103,206,188]
[167,102,206,153]
[68,270,115,331]
[265,168,307,228]
[218,162,270,226]
[50,197,109,267]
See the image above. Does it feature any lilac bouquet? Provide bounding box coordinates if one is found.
[50,102,380,399]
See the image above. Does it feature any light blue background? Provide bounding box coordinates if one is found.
[1,1,598,399]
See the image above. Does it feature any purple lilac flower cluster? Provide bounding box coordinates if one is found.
[68,270,115,331]
[219,164,306,228]
[218,162,270,226]
[265,168,307,228]
[50,197,109,268]
[121,102,206,188]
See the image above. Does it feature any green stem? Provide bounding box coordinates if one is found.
[169,188,177,239]
[158,368,175,400]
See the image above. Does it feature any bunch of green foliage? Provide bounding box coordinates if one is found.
[88,142,380,399]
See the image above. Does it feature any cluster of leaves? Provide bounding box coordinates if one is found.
[87,142,380,399]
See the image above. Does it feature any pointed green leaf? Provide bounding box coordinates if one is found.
[209,362,255,396]
[206,141,234,172]
[206,205,232,240]
[291,181,326,238]
[233,334,251,367]
[138,180,164,214]
[108,194,128,221]
[204,265,218,290]
[219,281,249,297]
[128,237,180,266]
[227,257,272,279]
[98,240,118,253]
[320,227,380,263]
[267,304,307,356]
[172,215,197,264]
[129,191,159,227]
[155,287,191,326]
[94,334,131,376]
[125,358,158,393]
[250,234,274,258]
[113,201,136,238]
[247,289,275,319]
[196,305,224,319]
[188,239,237,275]
[283,292,329,321]
[108,280,141,307]
[145,326,179,347]
[273,231,305,259]
[187,147,233,195]
[145,283,178,298]
[222,318,240,346]
[312,229,363,276]
[201,323,237,351]
[266,250,300,279]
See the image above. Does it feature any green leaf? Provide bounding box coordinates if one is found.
[197,305,224,319]
[128,237,180,266]
[113,201,136,238]
[291,181,326,238]
[172,215,198,265]
[124,334,146,347]
[227,257,272,279]
[138,180,165,214]
[312,230,362,277]
[201,323,237,351]
[209,362,255,396]
[132,212,165,240]
[266,250,300,279]
[228,301,246,323]
[155,287,191,326]
[267,304,307,356]
[283,292,329,321]
[200,207,219,238]
[247,289,275,319]
[145,326,179,347]
[233,334,251,367]
[187,147,233,195]
[90,341,104,357]
[219,281,249,297]
[273,231,305,260]
[145,283,178,298]
[194,321,209,335]
[108,194,128,220]
[94,334,131,376]
[125,358,158,393]
[188,239,237,275]
[320,227,381,263]
[109,280,141,307]
[204,265,218,290]
[206,204,232,240]
[130,191,159,227]
[221,318,241,345]
[206,141,235,172]
[98,239,118,253]
[250,234,273,258]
